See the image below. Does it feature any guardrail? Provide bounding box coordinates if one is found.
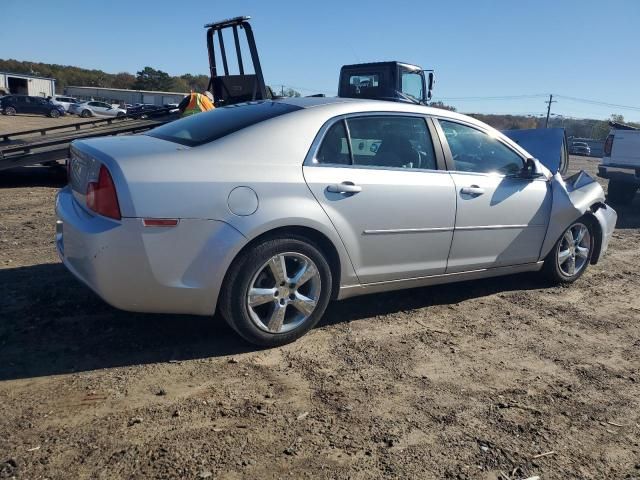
[1,106,176,143]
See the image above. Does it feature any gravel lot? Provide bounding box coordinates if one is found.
[0,117,638,479]
[0,112,98,134]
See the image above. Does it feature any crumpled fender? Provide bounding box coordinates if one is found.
[540,171,616,263]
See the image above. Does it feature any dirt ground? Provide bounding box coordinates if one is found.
[0,127,638,478]
[1,113,98,134]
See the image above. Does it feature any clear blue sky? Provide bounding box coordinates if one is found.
[2,0,639,121]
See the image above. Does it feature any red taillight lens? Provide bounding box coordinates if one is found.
[86,165,121,220]
[604,134,614,157]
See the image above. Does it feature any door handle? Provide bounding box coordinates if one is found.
[327,182,362,194]
[460,185,485,196]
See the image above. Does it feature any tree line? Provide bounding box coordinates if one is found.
[0,59,303,99]
[429,102,638,140]
[0,59,210,94]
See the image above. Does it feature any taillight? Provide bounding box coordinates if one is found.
[604,134,614,157]
[86,165,121,220]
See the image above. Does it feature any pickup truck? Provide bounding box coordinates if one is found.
[598,122,640,205]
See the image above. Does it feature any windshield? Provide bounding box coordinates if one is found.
[401,69,424,102]
[147,101,303,147]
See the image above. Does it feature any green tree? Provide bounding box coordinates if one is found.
[112,72,136,90]
[610,114,625,124]
[270,86,301,97]
[429,101,456,111]
[179,74,209,92]
[132,67,174,91]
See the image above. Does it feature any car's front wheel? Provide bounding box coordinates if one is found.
[543,218,594,284]
[49,109,60,118]
[4,106,16,116]
[220,236,332,346]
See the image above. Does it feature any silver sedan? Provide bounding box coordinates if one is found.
[56,98,617,346]
[69,101,126,118]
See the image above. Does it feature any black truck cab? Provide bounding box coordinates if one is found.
[338,61,434,104]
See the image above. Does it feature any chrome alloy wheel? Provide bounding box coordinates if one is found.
[556,222,591,277]
[247,252,322,334]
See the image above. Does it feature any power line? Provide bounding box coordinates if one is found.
[436,94,547,101]
[555,95,640,112]
[435,93,640,112]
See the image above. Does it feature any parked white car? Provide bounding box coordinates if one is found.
[48,95,79,112]
[69,101,126,118]
[598,123,640,205]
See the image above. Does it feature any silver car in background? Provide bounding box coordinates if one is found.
[56,98,617,346]
[48,95,80,112]
[69,100,126,118]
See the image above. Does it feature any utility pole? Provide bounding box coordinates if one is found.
[545,94,556,128]
[281,85,285,96]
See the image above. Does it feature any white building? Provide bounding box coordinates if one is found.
[0,72,56,97]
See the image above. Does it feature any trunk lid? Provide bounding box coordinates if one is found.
[69,134,189,217]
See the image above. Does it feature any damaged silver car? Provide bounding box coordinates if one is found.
[56,98,617,346]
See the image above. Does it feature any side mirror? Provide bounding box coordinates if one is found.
[425,71,435,102]
[520,158,538,178]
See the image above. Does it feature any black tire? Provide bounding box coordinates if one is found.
[607,180,637,205]
[49,109,60,118]
[80,109,92,118]
[116,112,125,118]
[542,216,595,285]
[4,106,16,116]
[219,235,333,346]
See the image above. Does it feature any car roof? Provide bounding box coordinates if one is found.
[276,96,483,125]
[267,97,533,159]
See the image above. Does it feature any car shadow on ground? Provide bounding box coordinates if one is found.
[0,262,548,381]
[0,166,67,188]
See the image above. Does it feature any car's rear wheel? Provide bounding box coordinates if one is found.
[49,109,60,118]
[543,218,594,284]
[219,236,332,346]
[4,106,16,116]
[607,180,637,205]
[80,109,92,118]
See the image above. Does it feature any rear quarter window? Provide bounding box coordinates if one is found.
[147,101,303,147]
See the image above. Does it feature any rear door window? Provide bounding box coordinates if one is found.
[316,121,351,165]
[314,115,437,170]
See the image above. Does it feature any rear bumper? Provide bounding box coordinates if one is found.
[55,186,246,316]
[598,164,640,185]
